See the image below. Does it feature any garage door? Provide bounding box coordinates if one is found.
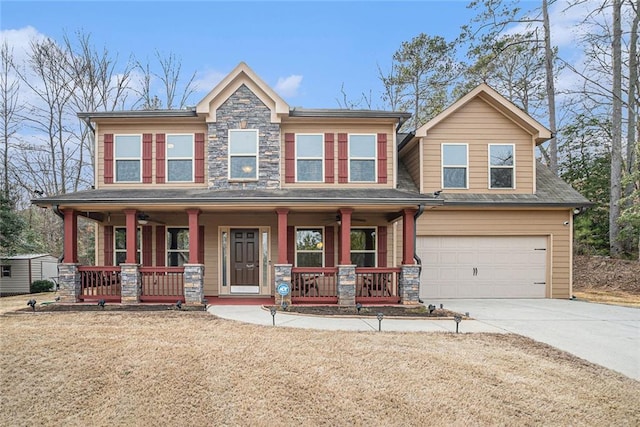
[418,236,547,299]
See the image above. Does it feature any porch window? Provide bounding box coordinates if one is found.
[115,135,142,182]
[1,265,10,277]
[489,144,515,189]
[296,228,324,267]
[349,134,376,182]
[229,129,258,180]
[114,227,141,265]
[442,143,468,189]
[351,227,376,267]
[167,134,194,182]
[296,134,323,182]
[167,228,189,266]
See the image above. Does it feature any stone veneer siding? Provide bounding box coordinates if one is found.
[337,265,356,306]
[208,84,281,190]
[184,264,205,304]
[120,263,141,304]
[399,265,420,305]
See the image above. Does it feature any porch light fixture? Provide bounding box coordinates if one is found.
[27,299,36,311]
[454,315,462,334]
[377,312,384,331]
[98,299,106,309]
[137,213,150,225]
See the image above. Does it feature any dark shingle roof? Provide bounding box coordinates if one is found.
[440,162,592,207]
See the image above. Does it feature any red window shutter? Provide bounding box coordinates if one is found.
[338,133,348,183]
[377,133,387,184]
[104,134,114,184]
[142,134,153,183]
[324,226,335,267]
[287,226,295,265]
[155,225,166,266]
[104,225,114,266]
[324,133,334,183]
[195,133,205,183]
[142,226,152,265]
[156,133,166,184]
[377,226,387,267]
[285,133,295,183]
[198,225,205,264]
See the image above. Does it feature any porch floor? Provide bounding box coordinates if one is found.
[205,296,275,305]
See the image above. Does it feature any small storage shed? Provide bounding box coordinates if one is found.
[0,254,58,296]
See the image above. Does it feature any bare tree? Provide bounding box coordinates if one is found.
[134,50,196,110]
[610,0,624,256]
[0,42,23,201]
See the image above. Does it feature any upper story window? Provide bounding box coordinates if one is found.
[229,129,258,181]
[296,134,324,182]
[349,134,376,182]
[442,143,468,189]
[114,227,141,265]
[1,265,11,277]
[296,227,324,267]
[489,144,515,189]
[167,134,194,182]
[351,227,376,267]
[167,227,189,266]
[115,135,141,182]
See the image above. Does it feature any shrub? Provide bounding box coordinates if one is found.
[30,280,54,293]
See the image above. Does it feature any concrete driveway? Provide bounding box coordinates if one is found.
[436,299,640,380]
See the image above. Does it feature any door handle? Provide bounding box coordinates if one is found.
[473,267,478,276]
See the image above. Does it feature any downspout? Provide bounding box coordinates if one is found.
[413,204,425,303]
[53,205,65,263]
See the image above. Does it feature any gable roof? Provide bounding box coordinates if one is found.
[414,83,552,145]
[196,62,289,123]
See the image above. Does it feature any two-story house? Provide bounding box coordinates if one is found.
[34,62,589,305]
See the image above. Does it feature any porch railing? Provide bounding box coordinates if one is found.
[355,267,401,303]
[78,266,122,302]
[140,267,185,302]
[291,267,338,303]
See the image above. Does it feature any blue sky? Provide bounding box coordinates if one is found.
[1,1,486,109]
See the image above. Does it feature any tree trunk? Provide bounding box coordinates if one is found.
[610,0,624,257]
[542,0,558,174]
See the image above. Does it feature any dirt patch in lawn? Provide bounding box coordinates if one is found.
[573,255,640,307]
[1,306,638,426]
[279,304,464,318]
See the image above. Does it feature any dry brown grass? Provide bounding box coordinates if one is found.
[0,297,638,426]
[573,290,640,308]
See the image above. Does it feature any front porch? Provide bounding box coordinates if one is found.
[56,206,422,306]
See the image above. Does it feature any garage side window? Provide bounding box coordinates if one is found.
[442,144,468,189]
[489,144,515,189]
[1,265,10,277]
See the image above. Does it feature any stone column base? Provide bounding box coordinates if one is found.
[337,265,356,306]
[274,264,292,305]
[57,263,81,303]
[184,264,205,305]
[120,263,141,304]
[399,264,420,305]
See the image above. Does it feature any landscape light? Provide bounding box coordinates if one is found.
[270,307,277,326]
[377,312,384,331]
[454,315,462,334]
[97,299,106,309]
[428,304,435,314]
[281,301,288,311]
[27,299,36,311]
[176,300,182,310]
[356,302,362,314]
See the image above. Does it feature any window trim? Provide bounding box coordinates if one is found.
[166,226,190,267]
[114,134,142,183]
[166,134,195,183]
[350,227,377,267]
[441,143,469,189]
[228,129,259,181]
[1,265,11,277]
[295,226,325,267]
[488,143,516,189]
[114,226,142,265]
[348,133,377,183]
[295,133,324,183]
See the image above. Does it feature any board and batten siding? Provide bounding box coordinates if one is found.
[398,209,573,299]
[280,122,396,189]
[96,122,208,190]
[422,97,535,195]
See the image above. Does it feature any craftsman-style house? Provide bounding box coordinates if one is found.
[34,62,589,305]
